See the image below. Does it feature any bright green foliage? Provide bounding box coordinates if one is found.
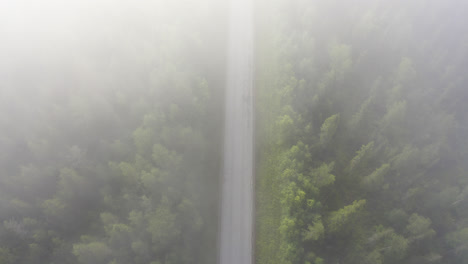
[319,114,339,147]
[147,198,180,248]
[303,220,324,241]
[311,162,335,188]
[1,0,468,263]
[349,142,374,171]
[256,0,468,263]
[361,164,390,190]
[151,144,181,170]
[327,200,366,233]
[276,114,295,146]
[366,226,409,262]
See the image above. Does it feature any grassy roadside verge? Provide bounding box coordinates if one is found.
[255,145,284,264]
[254,1,286,263]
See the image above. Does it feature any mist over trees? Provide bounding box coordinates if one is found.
[1,0,468,264]
[0,0,226,263]
[255,0,468,264]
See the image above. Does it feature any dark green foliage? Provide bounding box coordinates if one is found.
[256,0,468,263]
[0,0,226,263]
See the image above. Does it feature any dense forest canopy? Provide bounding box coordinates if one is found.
[1,0,468,263]
[255,0,468,264]
[0,0,226,263]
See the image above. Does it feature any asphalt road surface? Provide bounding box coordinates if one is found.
[219,0,254,263]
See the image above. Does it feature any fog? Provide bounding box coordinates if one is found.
[1,0,226,263]
[0,0,467,263]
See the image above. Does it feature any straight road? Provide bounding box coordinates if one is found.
[219,0,254,263]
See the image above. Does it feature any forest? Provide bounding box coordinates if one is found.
[0,0,225,263]
[255,0,468,264]
[1,0,467,264]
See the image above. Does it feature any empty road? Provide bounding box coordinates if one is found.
[219,0,254,263]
